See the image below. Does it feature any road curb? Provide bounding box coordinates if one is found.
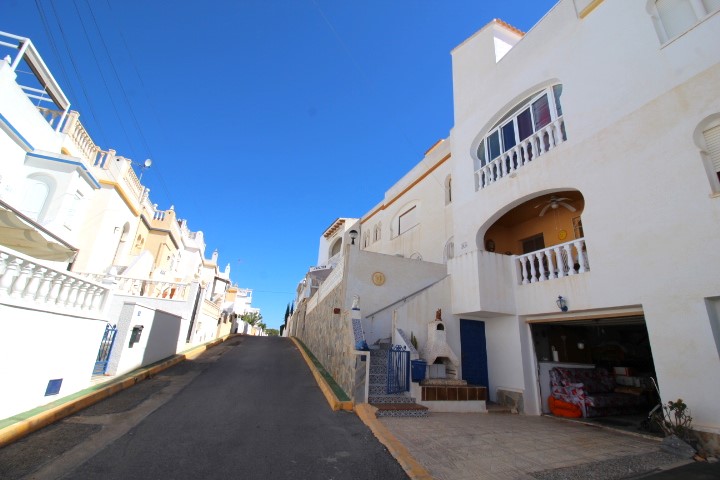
[290,337,353,412]
[0,334,235,448]
[355,404,434,480]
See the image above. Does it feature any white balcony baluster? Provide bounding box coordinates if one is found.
[476,117,565,191]
[514,238,589,285]
[11,262,34,298]
[24,266,47,301]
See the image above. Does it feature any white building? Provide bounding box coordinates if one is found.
[0,31,247,419]
[289,0,720,452]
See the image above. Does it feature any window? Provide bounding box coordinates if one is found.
[521,234,545,254]
[362,232,370,248]
[475,85,566,190]
[20,176,51,221]
[373,224,381,242]
[695,115,720,193]
[398,206,418,235]
[477,86,564,168]
[704,124,720,184]
[572,216,584,239]
[445,176,453,205]
[653,0,720,41]
[329,238,342,257]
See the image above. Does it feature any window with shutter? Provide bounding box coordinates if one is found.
[703,124,720,182]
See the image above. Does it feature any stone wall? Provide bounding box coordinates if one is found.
[290,282,356,398]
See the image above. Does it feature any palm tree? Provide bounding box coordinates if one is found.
[240,311,262,326]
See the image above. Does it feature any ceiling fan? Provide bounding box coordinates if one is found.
[535,196,576,216]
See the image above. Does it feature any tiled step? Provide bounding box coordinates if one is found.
[369,364,388,375]
[372,403,429,418]
[368,394,417,404]
[369,373,387,385]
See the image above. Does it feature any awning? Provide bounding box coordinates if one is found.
[0,201,77,263]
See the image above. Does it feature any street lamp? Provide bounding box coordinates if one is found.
[348,229,358,245]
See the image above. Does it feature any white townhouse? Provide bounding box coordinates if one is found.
[0,31,244,420]
[289,0,720,452]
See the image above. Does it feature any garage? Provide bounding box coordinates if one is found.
[531,315,658,431]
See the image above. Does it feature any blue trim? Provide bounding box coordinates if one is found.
[26,152,101,189]
[0,112,35,151]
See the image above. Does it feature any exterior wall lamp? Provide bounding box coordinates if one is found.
[348,229,358,245]
[556,295,568,312]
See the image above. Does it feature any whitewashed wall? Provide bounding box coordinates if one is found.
[0,303,107,420]
[106,303,183,376]
[448,0,720,433]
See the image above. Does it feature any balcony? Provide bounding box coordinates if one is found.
[513,238,589,285]
[475,116,566,190]
[0,246,110,315]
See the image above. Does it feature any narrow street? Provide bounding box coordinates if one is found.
[0,336,407,480]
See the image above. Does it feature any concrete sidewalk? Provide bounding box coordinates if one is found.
[378,413,693,480]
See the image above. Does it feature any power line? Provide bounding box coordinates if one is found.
[68,0,136,158]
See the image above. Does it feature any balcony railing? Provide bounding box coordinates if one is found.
[0,247,110,314]
[514,238,589,285]
[80,273,191,300]
[475,116,566,190]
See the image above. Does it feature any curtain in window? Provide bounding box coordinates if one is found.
[656,0,699,38]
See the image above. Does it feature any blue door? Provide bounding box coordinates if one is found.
[460,319,489,386]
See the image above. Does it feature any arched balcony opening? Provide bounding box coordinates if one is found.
[479,190,589,285]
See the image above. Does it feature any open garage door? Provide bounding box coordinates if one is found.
[530,315,657,424]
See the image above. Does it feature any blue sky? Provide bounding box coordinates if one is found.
[4,0,557,329]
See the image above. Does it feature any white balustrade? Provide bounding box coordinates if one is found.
[77,272,191,301]
[475,116,566,189]
[514,238,590,285]
[0,247,110,314]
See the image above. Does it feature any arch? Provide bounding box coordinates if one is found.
[362,231,370,248]
[409,252,423,261]
[474,189,584,253]
[112,222,131,265]
[693,113,720,193]
[20,174,55,222]
[329,237,342,258]
[443,237,455,264]
[373,223,382,242]
[391,201,420,238]
[470,79,563,167]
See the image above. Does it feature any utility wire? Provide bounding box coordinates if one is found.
[42,0,110,146]
[67,0,136,158]
[87,0,176,207]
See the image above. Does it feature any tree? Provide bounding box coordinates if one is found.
[240,311,262,326]
[265,328,279,336]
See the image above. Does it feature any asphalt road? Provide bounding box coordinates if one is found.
[0,336,408,480]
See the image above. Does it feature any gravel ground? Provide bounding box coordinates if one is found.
[530,451,687,480]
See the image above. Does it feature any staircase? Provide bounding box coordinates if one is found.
[368,344,428,418]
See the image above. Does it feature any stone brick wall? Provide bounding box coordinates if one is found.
[290,282,357,398]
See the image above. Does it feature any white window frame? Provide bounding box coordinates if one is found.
[476,85,563,168]
[397,206,419,236]
[650,0,720,43]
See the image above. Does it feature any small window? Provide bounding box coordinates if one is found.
[704,124,720,184]
[398,206,419,235]
[373,224,381,242]
[653,0,720,42]
[445,176,453,205]
[521,234,545,254]
[572,216,585,239]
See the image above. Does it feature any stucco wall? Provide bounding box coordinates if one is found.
[0,302,107,420]
[106,302,183,376]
